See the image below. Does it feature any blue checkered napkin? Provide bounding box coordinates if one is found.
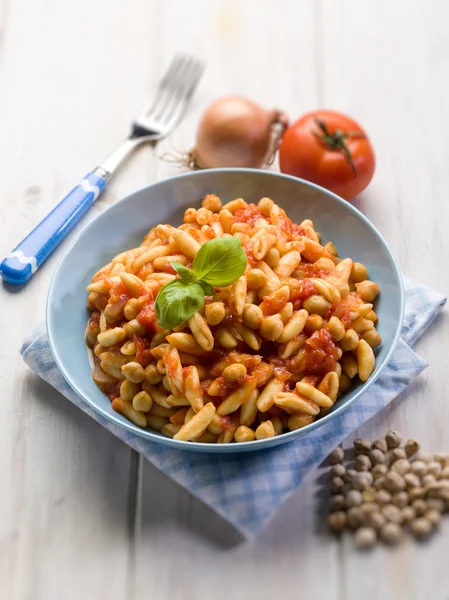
[21,277,445,538]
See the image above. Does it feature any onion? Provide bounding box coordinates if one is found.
[189,96,287,169]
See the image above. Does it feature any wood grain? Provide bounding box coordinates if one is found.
[0,0,448,598]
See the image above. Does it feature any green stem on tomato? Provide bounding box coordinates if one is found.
[313,119,365,176]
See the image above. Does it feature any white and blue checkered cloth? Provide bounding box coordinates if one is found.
[21,277,445,538]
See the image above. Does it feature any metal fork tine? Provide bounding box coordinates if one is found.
[138,54,189,121]
[158,60,205,125]
[154,56,195,120]
[133,53,204,138]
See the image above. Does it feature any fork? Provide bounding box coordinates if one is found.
[0,54,204,285]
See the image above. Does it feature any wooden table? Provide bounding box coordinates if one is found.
[1,1,448,597]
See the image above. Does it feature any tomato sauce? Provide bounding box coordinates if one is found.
[133,335,153,366]
[220,414,240,431]
[243,240,257,267]
[87,311,100,332]
[290,278,317,310]
[109,282,132,304]
[291,223,307,238]
[232,204,264,227]
[276,211,292,237]
[302,328,338,376]
[297,261,332,279]
[261,294,288,315]
[269,357,292,381]
[136,299,156,331]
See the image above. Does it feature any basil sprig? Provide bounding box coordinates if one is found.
[155,237,247,329]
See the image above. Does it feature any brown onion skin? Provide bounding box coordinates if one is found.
[193,96,278,169]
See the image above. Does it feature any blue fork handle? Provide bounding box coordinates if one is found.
[0,171,107,285]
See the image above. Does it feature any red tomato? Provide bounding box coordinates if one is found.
[279,110,375,200]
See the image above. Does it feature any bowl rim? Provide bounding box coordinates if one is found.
[46,168,405,452]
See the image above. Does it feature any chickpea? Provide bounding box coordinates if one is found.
[324,241,338,256]
[329,495,346,512]
[350,262,368,283]
[355,455,372,472]
[391,491,409,509]
[372,439,388,453]
[234,425,256,443]
[411,499,428,516]
[328,511,347,533]
[327,316,345,341]
[351,472,373,491]
[384,472,406,493]
[303,295,331,317]
[354,527,377,549]
[222,363,247,382]
[372,464,388,478]
[424,509,442,527]
[255,420,275,440]
[434,452,449,466]
[184,207,197,223]
[243,304,263,330]
[260,314,284,341]
[354,438,372,455]
[404,473,421,489]
[202,193,222,212]
[347,507,363,530]
[145,363,162,385]
[369,449,386,465]
[258,197,274,216]
[305,314,324,333]
[346,489,363,508]
[405,438,421,457]
[391,458,410,476]
[355,280,380,302]
[376,489,392,505]
[426,498,445,513]
[385,429,402,449]
[380,522,402,545]
[120,379,141,403]
[360,329,382,348]
[329,446,344,464]
[205,302,226,326]
[132,390,152,412]
[340,329,359,352]
[331,464,346,478]
[427,462,442,477]
[122,361,145,383]
[246,269,267,290]
[331,477,345,493]
[411,517,433,539]
[382,504,403,525]
[410,460,428,477]
[387,448,407,465]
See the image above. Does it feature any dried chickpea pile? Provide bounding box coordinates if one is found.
[327,430,449,548]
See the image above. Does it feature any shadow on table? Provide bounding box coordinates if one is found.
[139,458,244,549]
[27,372,138,540]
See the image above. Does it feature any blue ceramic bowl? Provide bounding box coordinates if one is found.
[47,169,404,453]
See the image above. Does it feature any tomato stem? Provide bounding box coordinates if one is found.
[313,119,364,176]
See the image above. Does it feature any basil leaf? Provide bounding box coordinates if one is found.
[170,261,197,284]
[193,237,247,287]
[155,280,204,329]
[198,280,215,296]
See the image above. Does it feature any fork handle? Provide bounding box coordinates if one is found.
[0,171,107,285]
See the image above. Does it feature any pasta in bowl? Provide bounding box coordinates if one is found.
[85,193,382,444]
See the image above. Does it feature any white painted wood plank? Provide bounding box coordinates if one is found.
[320,0,449,598]
[0,0,159,597]
[2,0,449,598]
[135,2,341,600]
